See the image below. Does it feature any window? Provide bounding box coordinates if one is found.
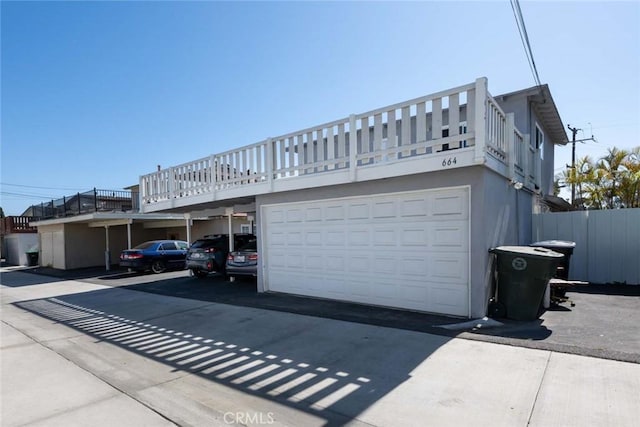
[159,242,176,251]
[441,123,468,151]
[535,124,544,160]
[240,224,252,234]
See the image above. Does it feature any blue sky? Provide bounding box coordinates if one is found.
[1,1,639,215]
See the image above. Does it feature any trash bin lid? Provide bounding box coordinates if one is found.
[489,246,564,259]
[530,240,576,248]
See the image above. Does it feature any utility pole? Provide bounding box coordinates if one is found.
[566,124,596,209]
[567,125,580,208]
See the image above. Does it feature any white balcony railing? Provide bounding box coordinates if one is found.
[140,77,538,211]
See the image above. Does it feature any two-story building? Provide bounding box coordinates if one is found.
[137,77,568,319]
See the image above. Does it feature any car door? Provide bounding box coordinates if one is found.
[159,241,179,267]
[176,241,189,267]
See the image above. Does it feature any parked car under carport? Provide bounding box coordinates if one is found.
[119,240,189,274]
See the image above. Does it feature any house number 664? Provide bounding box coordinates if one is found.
[441,157,457,167]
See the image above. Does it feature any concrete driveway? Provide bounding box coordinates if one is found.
[2,267,639,426]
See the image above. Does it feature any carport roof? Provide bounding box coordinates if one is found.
[30,212,189,227]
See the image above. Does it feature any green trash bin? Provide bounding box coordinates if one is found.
[489,246,564,320]
[26,252,39,267]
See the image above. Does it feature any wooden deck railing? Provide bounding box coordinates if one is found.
[1,216,38,234]
[140,77,539,209]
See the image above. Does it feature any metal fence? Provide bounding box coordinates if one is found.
[25,188,139,220]
[532,208,640,285]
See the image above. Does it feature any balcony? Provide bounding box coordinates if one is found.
[20,188,140,220]
[140,77,539,213]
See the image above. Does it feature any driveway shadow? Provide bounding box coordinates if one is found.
[14,289,452,425]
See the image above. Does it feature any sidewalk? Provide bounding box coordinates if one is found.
[2,268,639,426]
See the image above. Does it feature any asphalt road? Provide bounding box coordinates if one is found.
[15,265,640,364]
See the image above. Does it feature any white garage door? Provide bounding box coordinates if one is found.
[262,187,470,316]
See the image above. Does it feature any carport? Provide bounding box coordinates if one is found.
[31,213,193,271]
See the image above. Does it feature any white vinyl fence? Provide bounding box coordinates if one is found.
[532,208,640,285]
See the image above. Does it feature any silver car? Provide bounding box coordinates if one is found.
[225,239,258,280]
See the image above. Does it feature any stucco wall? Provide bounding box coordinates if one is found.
[64,224,110,269]
[494,93,556,197]
[38,224,66,269]
[3,233,39,266]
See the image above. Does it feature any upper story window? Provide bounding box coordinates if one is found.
[535,124,545,160]
[441,122,468,151]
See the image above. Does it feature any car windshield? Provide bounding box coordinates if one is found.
[238,240,257,251]
[191,238,225,249]
[133,241,157,250]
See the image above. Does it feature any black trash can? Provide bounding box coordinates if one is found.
[530,240,576,280]
[26,252,39,267]
[489,246,564,320]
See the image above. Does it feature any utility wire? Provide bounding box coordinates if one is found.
[0,182,86,191]
[510,0,542,87]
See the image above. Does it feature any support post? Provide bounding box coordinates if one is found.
[474,77,488,164]
[506,113,516,180]
[185,213,192,244]
[126,222,132,249]
[226,208,234,253]
[104,225,111,271]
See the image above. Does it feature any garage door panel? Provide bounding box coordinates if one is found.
[348,203,370,219]
[263,187,470,316]
[348,230,370,246]
[326,231,346,246]
[373,229,396,246]
[431,285,468,316]
[348,255,371,273]
[400,198,428,217]
[306,207,322,221]
[325,205,345,220]
[324,254,345,272]
[431,222,468,247]
[429,253,469,282]
[372,201,396,218]
[269,232,286,246]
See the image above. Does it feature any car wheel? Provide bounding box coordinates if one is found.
[194,270,207,278]
[151,260,166,274]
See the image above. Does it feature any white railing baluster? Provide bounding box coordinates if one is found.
[337,123,346,168]
[387,109,397,159]
[401,106,411,158]
[373,113,382,162]
[416,102,427,151]
[449,94,460,141]
[349,114,357,181]
[432,98,442,152]
[360,117,369,165]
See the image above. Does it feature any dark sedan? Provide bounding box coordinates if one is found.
[119,240,189,274]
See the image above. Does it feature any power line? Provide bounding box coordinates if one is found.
[0,191,59,200]
[0,182,86,191]
[510,0,542,87]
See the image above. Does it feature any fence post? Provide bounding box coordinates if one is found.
[94,188,98,212]
[77,193,81,214]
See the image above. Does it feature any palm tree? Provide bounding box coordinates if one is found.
[558,147,639,210]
